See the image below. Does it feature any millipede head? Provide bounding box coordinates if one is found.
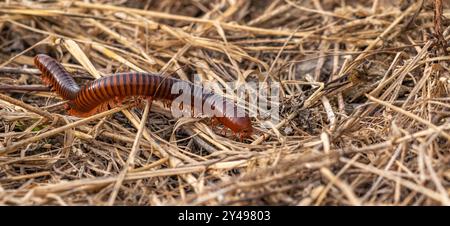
[215,116,253,141]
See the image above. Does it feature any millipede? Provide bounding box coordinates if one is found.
[34,54,253,139]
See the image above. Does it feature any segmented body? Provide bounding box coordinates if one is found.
[34,54,253,137]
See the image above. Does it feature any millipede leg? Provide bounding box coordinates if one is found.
[114,96,124,106]
[220,127,228,136]
[63,103,70,110]
[239,132,245,142]
[210,117,219,129]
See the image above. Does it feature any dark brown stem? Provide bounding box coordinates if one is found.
[0,84,51,92]
[0,67,40,75]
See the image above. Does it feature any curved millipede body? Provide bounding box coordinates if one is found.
[34,54,80,100]
[34,54,253,138]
